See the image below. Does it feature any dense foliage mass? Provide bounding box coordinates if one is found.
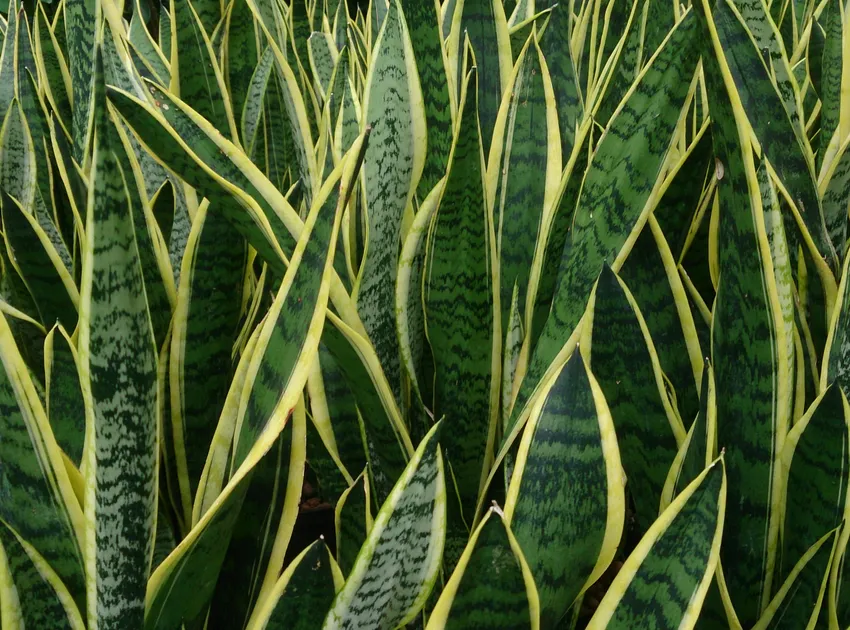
[0,0,849,628]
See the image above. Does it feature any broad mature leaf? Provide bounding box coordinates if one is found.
[0,311,86,614]
[502,9,700,461]
[695,0,792,622]
[357,0,425,400]
[505,351,625,627]
[425,68,496,517]
[78,52,159,629]
[426,507,538,629]
[587,457,726,629]
[247,540,343,629]
[322,421,446,630]
[590,265,685,532]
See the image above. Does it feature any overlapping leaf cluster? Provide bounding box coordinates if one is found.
[0,0,848,627]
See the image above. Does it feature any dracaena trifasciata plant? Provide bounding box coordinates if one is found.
[1,0,849,627]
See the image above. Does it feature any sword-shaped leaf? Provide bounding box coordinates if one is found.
[77,51,159,629]
[63,0,96,158]
[357,0,425,399]
[589,265,685,531]
[502,10,699,466]
[537,3,582,160]
[752,529,837,630]
[587,457,726,629]
[779,386,850,583]
[0,0,17,117]
[444,0,510,155]
[694,0,792,620]
[505,351,625,626]
[0,311,85,613]
[128,0,170,86]
[33,6,72,135]
[321,421,446,630]
[819,0,847,172]
[247,539,343,629]
[169,200,246,515]
[44,324,86,466]
[335,470,372,576]
[425,67,497,516]
[169,0,237,139]
[1,191,78,331]
[145,136,355,630]
[224,0,259,144]
[0,519,84,629]
[426,506,539,629]
[488,31,561,331]
[400,0,453,196]
[707,0,836,271]
[0,98,36,213]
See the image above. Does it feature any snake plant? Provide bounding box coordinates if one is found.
[0,0,848,628]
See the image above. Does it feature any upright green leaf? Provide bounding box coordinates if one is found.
[400,0,453,196]
[44,325,85,466]
[321,421,446,630]
[425,68,496,515]
[248,540,343,629]
[779,387,849,581]
[145,135,357,629]
[538,3,583,159]
[63,0,96,158]
[710,0,836,269]
[695,0,791,620]
[0,312,86,614]
[357,0,425,398]
[170,200,245,505]
[170,0,237,140]
[488,32,561,330]
[78,52,159,629]
[587,458,726,629]
[335,470,371,576]
[505,351,625,626]
[426,507,538,629]
[503,11,699,457]
[1,192,78,331]
[752,529,837,630]
[590,265,685,531]
[0,520,83,629]
[224,0,259,144]
[446,0,511,155]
